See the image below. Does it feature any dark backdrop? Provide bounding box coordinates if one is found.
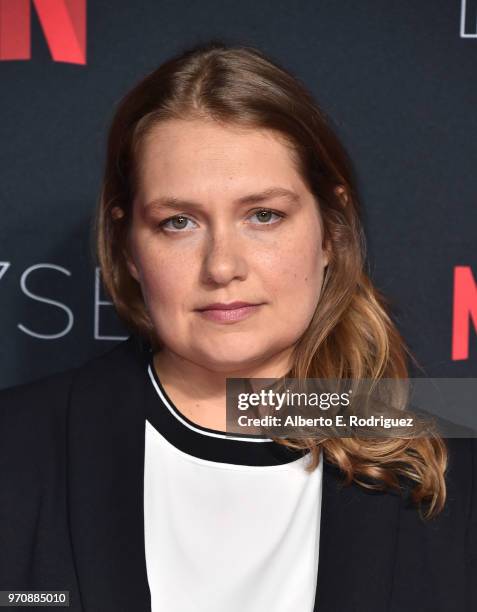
[1,0,476,389]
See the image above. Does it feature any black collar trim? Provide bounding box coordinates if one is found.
[146,355,307,466]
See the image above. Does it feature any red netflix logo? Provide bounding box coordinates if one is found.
[453,266,477,360]
[0,0,86,65]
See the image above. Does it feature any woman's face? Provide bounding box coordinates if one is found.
[126,118,329,373]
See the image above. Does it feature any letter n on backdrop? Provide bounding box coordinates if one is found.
[0,0,86,65]
[453,266,477,360]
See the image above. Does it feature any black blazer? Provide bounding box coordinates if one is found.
[0,335,475,612]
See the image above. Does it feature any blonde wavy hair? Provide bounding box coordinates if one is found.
[94,41,447,519]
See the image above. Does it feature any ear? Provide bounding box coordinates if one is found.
[122,246,140,283]
[334,184,349,206]
[322,240,331,269]
[110,205,141,283]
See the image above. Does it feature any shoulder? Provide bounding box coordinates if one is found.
[409,437,475,522]
[407,437,476,553]
[0,335,147,408]
[0,336,148,490]
[0,336,148,437]
[415,412,477,524]
[444,436,476,499]
[0,369,77,459]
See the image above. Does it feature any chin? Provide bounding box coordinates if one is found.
[197,347,266,373]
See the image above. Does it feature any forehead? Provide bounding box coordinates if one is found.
[135,119,304,198]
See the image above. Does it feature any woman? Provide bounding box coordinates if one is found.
[0,42,475,612]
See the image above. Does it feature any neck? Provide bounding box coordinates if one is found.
[154,346,293,395]
[152,347,294,430]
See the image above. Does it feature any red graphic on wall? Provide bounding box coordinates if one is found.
[452,266,477,360]
[0,0,86,65]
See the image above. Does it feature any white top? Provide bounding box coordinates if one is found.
[143,359,323,612]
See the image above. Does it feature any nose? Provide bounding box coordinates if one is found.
[201,224,247,286]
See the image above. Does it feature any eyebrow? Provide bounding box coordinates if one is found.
[144,187,300,211]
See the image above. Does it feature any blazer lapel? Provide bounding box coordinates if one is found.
[67,336,151,612]
[314,459,401,611]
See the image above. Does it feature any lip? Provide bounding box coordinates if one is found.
[196,303,263,324]
[197,301,258,311]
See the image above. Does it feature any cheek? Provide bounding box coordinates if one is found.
[278,267,322,338]
[134,250,188,309]
[265,237,323,296]
[260,238,324,335]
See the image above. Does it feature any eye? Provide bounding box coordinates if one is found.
[158,215,197,232]
[157,208,284,234]
[248,208,284,225]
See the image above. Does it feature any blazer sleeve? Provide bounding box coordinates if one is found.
[0,369,81,602]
